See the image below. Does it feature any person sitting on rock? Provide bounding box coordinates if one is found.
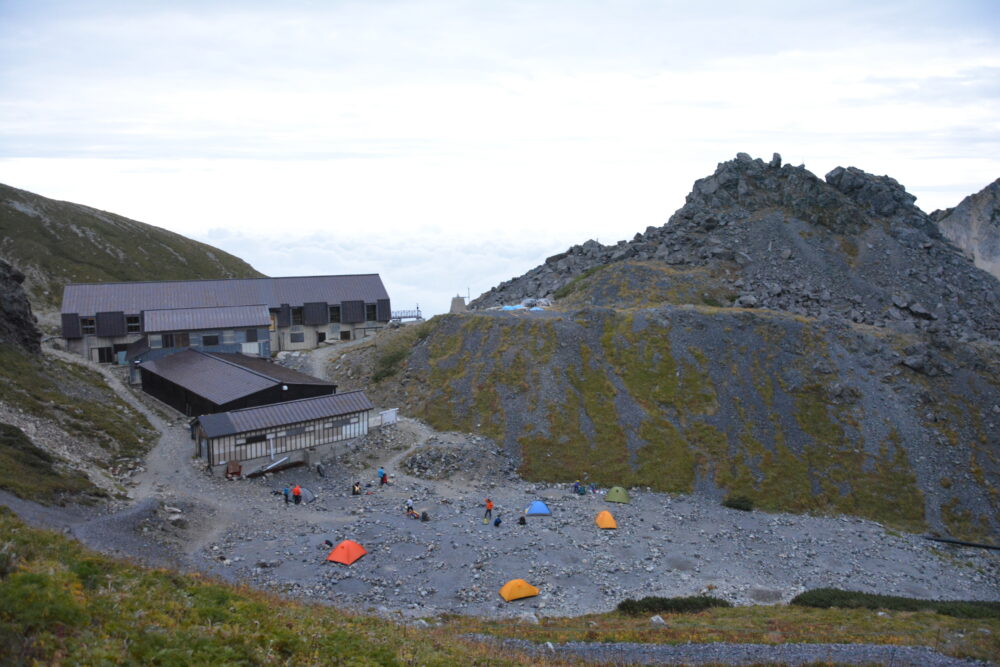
[351,482,361,495]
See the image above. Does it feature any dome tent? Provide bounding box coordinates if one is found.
[326,539,367,565]
[499,579,540,602]
[525,500,551,516]
[606,486,630,503]
[595,510,617,529]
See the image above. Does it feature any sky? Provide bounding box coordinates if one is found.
[1,1,998,316]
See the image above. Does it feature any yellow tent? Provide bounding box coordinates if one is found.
[595,510,617,529]
[499,579,540,602]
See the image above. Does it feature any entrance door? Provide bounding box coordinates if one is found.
[317,331,326,344]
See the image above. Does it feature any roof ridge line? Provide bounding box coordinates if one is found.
[197,350,282,385]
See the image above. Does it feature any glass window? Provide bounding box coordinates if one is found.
[202,334,220,346]
[365,304,377,321]
[126,315,141,333]
[246,329,258,343]
[80,317,96,335]
[329,306,341,323]
[291,307,303,325]
[290,332,305,343]
[161,333,174,348]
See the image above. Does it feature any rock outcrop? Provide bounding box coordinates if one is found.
[0,259,41,353]
[931,178,1000,280]
[471,153,1000,343]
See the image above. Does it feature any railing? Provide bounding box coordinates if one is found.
[390,309,422,321]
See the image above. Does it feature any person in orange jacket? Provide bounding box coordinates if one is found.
[484,498,494,521]
[292,484,302,505]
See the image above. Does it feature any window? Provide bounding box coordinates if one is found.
[291,307,303,325]
[329,306,341,323]
[246,328,258,343]
[80,317,96,335]
[126,315,141,334]
[317,331,326,343]
[285,426,305,436]
[161,333,190,349]
[290,332,305,343]
[365,304,377,321]
[202,334,220,346]
[96,347,114,363]
[269,313,277,331]
[243,434,267,445]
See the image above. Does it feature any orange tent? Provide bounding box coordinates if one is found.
[595,510,617,529]
[499,579,540,602]
[326,539,367,565]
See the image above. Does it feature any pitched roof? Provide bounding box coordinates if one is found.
[143,304,271,333]
[138,349,334,405]
[62,274,389,315]
[196,390,374,438]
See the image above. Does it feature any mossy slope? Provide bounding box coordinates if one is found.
[394,310,999,540]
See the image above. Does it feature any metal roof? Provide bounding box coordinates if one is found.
[138,349,334,405]
[196,390,374,438]
[143,304,271,333]
[62,274,389,315]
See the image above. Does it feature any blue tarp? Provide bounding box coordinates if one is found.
[525,500,551,516]
[501,305,525,311]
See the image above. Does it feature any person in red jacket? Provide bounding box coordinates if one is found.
[292,484,302,505]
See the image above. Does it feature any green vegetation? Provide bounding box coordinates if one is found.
[722,495,753,511]
[617,596,731,615]
[791,589,1000,620]
[0,423,103,505]
[552,264,606,299]
[0,344,155,496]
[0,183,264,310]
[0,508,542,665]
[555,261,736,309]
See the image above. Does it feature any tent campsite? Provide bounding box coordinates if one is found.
[525,500,551,516]
[326,539,367,565]
[605,486,630,503]
[595,510,617,529]
[499,579,540,602]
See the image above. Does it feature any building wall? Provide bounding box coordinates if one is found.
[197,410,369,466]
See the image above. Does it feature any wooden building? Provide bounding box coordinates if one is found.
[138,349,336,416]
[192,390,374,467]
[60,274,392,363]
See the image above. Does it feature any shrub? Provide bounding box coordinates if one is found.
[722,495,753,511]
[617,595,732,615]
[791,588,1000,620]
[0,572,89,631]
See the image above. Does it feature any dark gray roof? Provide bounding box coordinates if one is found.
[196,391,374,438]
[62,274,389,315]
[138,349,334,405]
[143,304,270,333]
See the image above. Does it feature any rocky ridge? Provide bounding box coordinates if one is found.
[932,178,1000,281]
[472,153,1000,343]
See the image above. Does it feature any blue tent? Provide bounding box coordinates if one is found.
[525,500,551,516]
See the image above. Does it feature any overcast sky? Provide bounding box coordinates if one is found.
[2,1,998,315]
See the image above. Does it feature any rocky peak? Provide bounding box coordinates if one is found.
[0,259,41,353]
[825,166,939,238]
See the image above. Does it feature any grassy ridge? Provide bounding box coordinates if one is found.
[0,508,545,666]
[0,423,103,505]
[0,182,264,311]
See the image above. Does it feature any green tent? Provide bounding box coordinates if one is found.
[606,486,630,503]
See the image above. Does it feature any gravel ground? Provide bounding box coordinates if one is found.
[475,636,994,666]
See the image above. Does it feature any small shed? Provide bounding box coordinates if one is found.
[138,348,335,416]
[192,390,374,466]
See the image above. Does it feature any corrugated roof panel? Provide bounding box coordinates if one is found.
[198,391,374,438]
[209,353,334,386]
[140,349,276,405]
[62,275,390,315]
[143,304,271,333]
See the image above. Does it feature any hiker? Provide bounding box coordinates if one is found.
[573,480,581,494]
[352,482,361,496]
[484,498,494,521]
[282,486,290,505]
[377,466,385,482]
[517,516,526,525]
[380,472,388,486]
[405,498,414,512]
[292,484,302,505]
[406,507,420,519]
[493,516,502,527]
